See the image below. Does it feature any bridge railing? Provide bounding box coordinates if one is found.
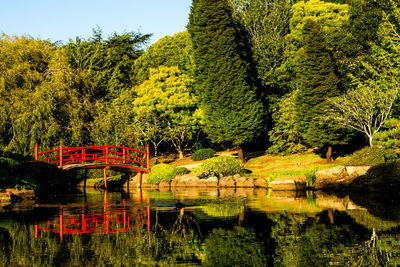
[35,143,150,171]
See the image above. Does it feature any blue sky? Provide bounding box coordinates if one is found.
[1,0,192,46]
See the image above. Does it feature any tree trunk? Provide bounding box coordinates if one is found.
[237,146,245,163]
[178,149,184,159]
[326,146,332,163]
[368,135,374,147]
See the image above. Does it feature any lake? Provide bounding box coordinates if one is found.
[0,188,399,266]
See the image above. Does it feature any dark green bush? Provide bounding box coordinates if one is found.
[191,148,216,161]
[354,160,400,186]
[346,146,399,166]
[194,156,244,179]
[148,163,177,184]
[0,157,19,168]
[173,167,190,176]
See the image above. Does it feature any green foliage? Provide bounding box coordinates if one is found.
[188,0,264,146]
[0,157,19,168]
[373,118,400,148]
[267,91,307,155]
[172,166,190,177]
[230,0,292,94]
[133,66,201,158]
[64,29,151,99]
[356,160,400,186]
[148,163,177,184]
[305,168,317,187]
[346,146,399,167]
[194,156,244,179]
[133,31,194,84]
[295,19,344,148]
[191,148,216,161]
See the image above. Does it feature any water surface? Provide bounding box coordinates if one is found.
[1,188,399,266]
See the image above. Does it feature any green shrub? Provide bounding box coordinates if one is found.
[191,148,216,161]
[148,163,177,184]
[305,168,317,187]
[194,156,244,179]
[173,167,190,176]
[0,157,19,168]
[346,146,399,166]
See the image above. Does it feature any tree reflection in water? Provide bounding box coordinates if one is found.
[0,189,400,266]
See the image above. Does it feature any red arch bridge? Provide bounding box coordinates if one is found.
[35,143,150,187]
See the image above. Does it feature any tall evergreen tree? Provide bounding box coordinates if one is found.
[295,19,343,161]
[187,0,263,157]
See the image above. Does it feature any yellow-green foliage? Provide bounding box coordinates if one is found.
[133,66,202,157]
[148,163,189,184]
[194,156,244,179]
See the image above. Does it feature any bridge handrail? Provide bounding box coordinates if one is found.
[35,143,150,172]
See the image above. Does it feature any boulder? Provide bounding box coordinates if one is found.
[185,176,202,187]
[219,176,236,187]
[205,177,218,187]
[158,179,170,188]
[315,166,354,189]
[234,176,247,187]
[346,166,370,178]
[269,175,306,190]
[243,178,255,188]
[254,178,268,188]
[316,166,347,181]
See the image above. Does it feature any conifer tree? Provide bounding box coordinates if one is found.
[187,0,263,157]
[295,19,343,162]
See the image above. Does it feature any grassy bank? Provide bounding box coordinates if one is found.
[245,151,350,183]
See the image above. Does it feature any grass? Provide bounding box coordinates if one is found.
[245,152,350,183]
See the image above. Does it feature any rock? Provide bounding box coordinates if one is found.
[269,175,306,190]
[315,166,354,190]
[243,178,255,187]
[186,177,202,187]
[235,176,247,187]
[346,166,370,178]
[254,178,268,188]
[158,179,170,188]
[233,174,242,180]
[316,166,347,181]
[219,176,235,187]
[171,173,201,187]
[205,177,218,187]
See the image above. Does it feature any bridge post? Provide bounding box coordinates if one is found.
[137,171,143,188]
[123,147,126,164]
[35,144,38,161]
[59,142,63,169]
[81,148,85,164]
[103,167,108,189]
[106,146,109,164]
[146,144,150,170]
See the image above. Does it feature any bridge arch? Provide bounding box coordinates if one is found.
[35,143,150,187]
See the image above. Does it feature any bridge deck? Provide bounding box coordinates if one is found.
[62,163,148,172]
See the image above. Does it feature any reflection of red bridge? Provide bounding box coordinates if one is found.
[34,200,150,241]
